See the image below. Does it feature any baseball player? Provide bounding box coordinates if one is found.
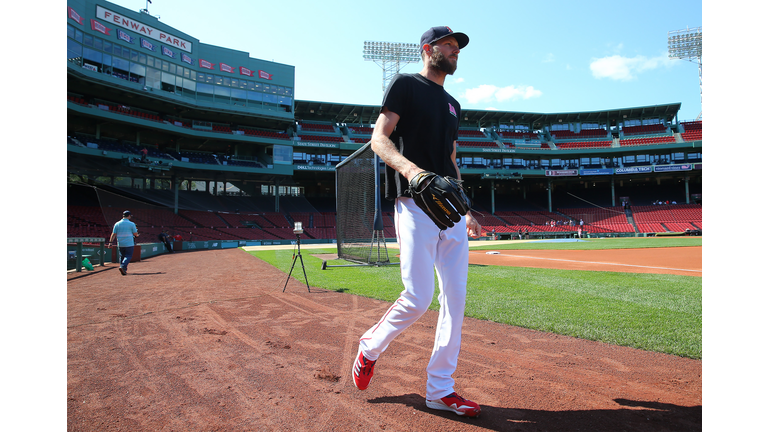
[352,26,482,417]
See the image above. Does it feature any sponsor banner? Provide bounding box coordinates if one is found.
[479,148,514,153]
[96,6,193,52]
[293,142,339,149]
[579,168,612,176]
[259,70,273,80]
[181,53,193,65]
[161,46,175,59]
[654,164,692,173]
[545,169,578,177]
[295,164,334,171]
[615,166,653,175]
[68,7,84,25]
[91,19,111,35]
[117,29,135,44]
[220,63,235,73]
[140,37,157,52]
[694,163,702,170]
[199,59,215,70]
[240,66,254,77]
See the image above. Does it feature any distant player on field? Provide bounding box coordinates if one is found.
[108,210,139,275]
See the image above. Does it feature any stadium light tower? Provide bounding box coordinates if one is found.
[363,41,421,92]
[668,26,702,119]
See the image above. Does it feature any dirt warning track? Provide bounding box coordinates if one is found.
[67,248,701,431]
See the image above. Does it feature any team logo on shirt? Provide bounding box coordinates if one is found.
[448,103,457,118]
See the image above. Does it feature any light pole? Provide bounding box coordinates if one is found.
[668,26,702,119]
[363,41,421,92]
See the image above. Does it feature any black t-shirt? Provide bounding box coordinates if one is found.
[381,73,460,200]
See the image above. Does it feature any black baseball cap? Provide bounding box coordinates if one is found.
[420,26,469,51]
[123,210,132,217]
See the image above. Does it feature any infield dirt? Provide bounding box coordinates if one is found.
[67,247,701,431]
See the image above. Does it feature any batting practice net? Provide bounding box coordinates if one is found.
[334,142,390,266]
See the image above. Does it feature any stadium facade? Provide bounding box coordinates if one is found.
[68,0,702,243]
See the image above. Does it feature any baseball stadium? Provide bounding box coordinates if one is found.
[66,0,703,430]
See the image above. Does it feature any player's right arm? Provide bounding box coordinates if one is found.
[371,107,423,182]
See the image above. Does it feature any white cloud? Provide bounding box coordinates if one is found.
[464,85,499,103]
[462,84,542,104]
[543,53,556,63]
[590,54,673,81]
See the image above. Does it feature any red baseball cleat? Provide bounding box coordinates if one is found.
[426,392,481,417]
[352,347,376,390]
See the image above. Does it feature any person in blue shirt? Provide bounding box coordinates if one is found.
[108,210,139,275]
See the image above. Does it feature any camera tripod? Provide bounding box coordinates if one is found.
[282,233,310,293]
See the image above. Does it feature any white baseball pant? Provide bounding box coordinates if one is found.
[358,196,469,400]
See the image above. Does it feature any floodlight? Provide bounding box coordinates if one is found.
[363,40,421,92]
[668,26,702,118]
[668,27,702,60]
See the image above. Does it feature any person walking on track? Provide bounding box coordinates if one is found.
[108,210,139,275]
[352,26,482,418]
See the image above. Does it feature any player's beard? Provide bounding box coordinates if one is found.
[429,48,457,75]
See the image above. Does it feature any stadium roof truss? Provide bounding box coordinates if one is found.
[293,100,383,125]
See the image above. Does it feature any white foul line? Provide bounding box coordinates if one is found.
[472,252,702,273]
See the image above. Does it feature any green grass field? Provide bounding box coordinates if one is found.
[247,237,702,359]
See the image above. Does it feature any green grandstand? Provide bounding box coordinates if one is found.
[68,0,702,250]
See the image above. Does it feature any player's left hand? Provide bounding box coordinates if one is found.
[466,212,481,238]
[408,171,471,230]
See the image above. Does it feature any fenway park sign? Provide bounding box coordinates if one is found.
[96,6,193,53]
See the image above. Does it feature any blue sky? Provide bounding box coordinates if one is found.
[106,0,703,121]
